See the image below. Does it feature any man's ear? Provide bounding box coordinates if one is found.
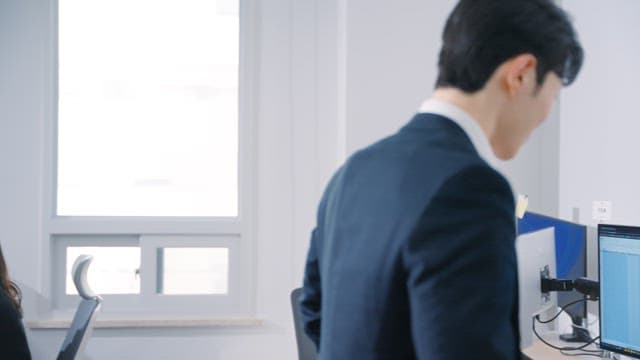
[504,54,537,96]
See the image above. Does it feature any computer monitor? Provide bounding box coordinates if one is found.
[598,224,640,359]
[517,212,588,341]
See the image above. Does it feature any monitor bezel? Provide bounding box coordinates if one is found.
[597,223,640,359]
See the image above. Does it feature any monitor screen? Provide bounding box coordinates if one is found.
[599,224,640,359]
[517,212,587,322]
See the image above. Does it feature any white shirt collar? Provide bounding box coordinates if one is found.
[418,98,499,166]
[418,98,518,205]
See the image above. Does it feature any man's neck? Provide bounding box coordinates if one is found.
[431,87,500,145]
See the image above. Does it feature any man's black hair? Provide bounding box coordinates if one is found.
[436,0,583,93]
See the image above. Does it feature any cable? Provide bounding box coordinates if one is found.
[532,298,602,353]
[571,323,591,332]
[533,316,601,351]
[568,324,600,347]
[536,298,587,324]
[568,311,599,333]
[560,350,604,358]
[570,349,604,354]
[585,316,599,328]
[562,345,603,354]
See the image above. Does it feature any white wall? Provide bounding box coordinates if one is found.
[1,0,559,358]
[559,0,640,312]
[0,0,48,317]
[560,0,640,227]
[343,0,560,215]
[343,0,453,153]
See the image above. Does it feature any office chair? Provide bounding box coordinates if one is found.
[57,255,103,360]
[290,288,318,360]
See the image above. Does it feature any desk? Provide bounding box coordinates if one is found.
[524,338,598,359]
[522,332,631,360]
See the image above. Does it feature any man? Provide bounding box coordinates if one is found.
[300,0,583,359]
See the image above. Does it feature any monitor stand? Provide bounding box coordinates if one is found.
[559,315,592,343]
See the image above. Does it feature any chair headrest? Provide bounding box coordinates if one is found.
[72,255,100,300]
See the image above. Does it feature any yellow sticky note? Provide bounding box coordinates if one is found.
[516,194,529,219]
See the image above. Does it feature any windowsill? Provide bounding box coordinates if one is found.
[27,317,263,329]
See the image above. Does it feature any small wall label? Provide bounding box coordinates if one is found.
[592,201,612,221]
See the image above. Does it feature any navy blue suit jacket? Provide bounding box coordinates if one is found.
[300,113,520,359]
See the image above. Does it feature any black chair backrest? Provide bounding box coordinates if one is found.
[57,255,103,360]
[291,288,318,360]
[57,298,101,360]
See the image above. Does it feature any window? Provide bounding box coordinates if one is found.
[57,0,239,217]
[157,247,229,295]
[65,246,141,295]
[47,0,254,317]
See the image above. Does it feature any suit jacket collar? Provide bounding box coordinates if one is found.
[418,99,499,167]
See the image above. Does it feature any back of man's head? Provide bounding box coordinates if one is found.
[436,0,583,93]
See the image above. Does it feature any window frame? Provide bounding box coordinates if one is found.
[42,0,258,318]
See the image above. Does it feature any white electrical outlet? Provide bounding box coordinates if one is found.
[592,201,612,221]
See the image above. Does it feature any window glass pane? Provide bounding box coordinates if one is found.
[66,247,141,295]
[57,0,239,216]
[157,247,228,295]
